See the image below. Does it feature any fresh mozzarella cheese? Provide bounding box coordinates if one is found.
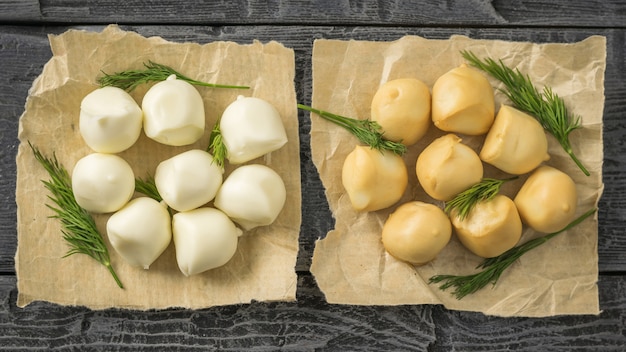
[79,86,143,153]
[142,74,205,146]
[154,149,223,212]
[172,207,242,276]
[214,164,286,230]
[219,95,288,164]
[106,197,172,269]
[71,153,135,213]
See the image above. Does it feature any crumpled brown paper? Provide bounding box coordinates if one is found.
[309,35,605,317]
[16,25,301,309]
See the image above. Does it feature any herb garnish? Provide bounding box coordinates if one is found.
[429,207,596,299]
[207,120,228,168]
[297,104,407,155]
[29,142,123,288]
[461,50,589,176]
[97,61,250,92]
[445,177,518,221]
[135,175,162,202]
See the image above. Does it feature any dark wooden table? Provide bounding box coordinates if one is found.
[1,1,625,350]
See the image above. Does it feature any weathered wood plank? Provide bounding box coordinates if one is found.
[492,0,626,27]
[0,28,53,274]
[0,6,624,349]
[0,0,40,22]
[1,274,624,350]
[1,25,624,275]
[430,274,626,351]
[0,274,436,351]
[0,1,625,28]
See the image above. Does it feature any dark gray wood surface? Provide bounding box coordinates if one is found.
[1,1,625,350]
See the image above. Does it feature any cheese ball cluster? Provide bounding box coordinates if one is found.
[75,72,288,276]
[340,63,578,266]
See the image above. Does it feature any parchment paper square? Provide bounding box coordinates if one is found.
[16,25,301,310]
[309,35,605,317]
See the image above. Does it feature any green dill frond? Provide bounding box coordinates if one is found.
[97,61,249,92]
[29,142,124,288]
[207,120,228,168]
[429,208,596,299]
[135,175,163,202]
[461,50,589,176]
[444,177,518,221]
[297,104,407,156]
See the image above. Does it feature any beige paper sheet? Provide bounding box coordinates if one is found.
[309,35,605,317]
[16,25,301,309]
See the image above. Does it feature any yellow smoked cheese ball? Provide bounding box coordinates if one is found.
[382,201,452,265]
[514,165,578,233]
[370,78,431,146]
[480,105,550,175]
[416,134,483,201]
[432,64,495,135]
[451,194,522,258]
[342,145,408,212]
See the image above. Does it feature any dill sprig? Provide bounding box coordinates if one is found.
[135,175,162,202]
[207,120,228,168]
[429,207,596,299]
[444,177,518,221]
[29,142,123,289]
[297,104,407,155]
[461,50,589,176]
[97,61,250,92]
[135,176,173,216]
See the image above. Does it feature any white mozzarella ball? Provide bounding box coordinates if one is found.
[106,197,172,269]
[79,86,143,153]
[154,149,223,212]
[142,74,205,146]
[220,95,288,164]
[214,164,286,230]
[71,153,135,213]
[172,207,242,276]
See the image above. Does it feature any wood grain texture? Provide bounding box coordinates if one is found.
[0,1,625,27]
[0,0,39,22]
[430,274,626,351]
[0,275,436,351]
[0,13,625,350]
[1,25,624,273]
[1,274,624,350]
[0,27,54,273]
